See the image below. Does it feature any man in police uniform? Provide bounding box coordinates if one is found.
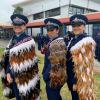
[42,18,67,100]
[37,33,50,54]
[95,32,100,62]
[5,14,40,100]
[65,14,95,100]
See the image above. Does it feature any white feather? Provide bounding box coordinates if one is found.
[18,74,39,95]
[12,57,38,73]
[0,69,6,78]
[70,37,96,52]
[10,39,35,56]
[3,87,11,96]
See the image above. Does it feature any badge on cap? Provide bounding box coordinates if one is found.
[13,17,25,24]
[47,21,52,25]
[74,17,78,22]
[11,14,29,25]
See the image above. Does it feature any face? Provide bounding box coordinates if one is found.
[47,29,59,38]
[72,24,85,35]
[13,24,26,35]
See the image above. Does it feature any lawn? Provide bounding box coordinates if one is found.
[0,48,100,100]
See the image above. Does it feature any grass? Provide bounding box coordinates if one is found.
[0,48,100,100]
[0,48,4,58]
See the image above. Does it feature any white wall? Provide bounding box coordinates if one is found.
[60,0,70,6]
[71,0,89,8]
[70,0,100,11]
[89,1,100,11]
[61,5,69,17]
[22,1,44,15]
[27,15,33,22]
[44,0,60,11]
[16,0,70,16]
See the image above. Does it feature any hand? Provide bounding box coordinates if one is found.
[6,73,13,84]
[41,48,45,54]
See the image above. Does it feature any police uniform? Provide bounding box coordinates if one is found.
[37,33,50,54]
[94,34,100,62]
[4,14,40,100]
[37,33,43,50]
[42,18,67,100]
[64,15,96,100]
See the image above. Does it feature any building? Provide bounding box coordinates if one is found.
[13,0,100,37]
[0,23,14,39]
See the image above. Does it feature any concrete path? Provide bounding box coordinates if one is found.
[0,39,9,48]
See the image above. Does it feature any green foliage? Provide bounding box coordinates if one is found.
[0,48,4,58]
[13,6,23,15]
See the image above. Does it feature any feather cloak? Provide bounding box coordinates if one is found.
[49,37,67,87]
[9,37,40,100]
[70,37,96,100]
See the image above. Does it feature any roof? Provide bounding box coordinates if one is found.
[0,22,12,29]
[85,12,100,23]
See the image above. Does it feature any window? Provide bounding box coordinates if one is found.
[93,24,100,38]
[69,6,84,15]
[69,6,73,14]
[84,9,97,14]
[76,8,84,14]
[72,7,77,14]
[45,7,60,18]
[33,12,44,20]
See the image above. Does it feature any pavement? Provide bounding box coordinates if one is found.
[0,39,100,73]
[0,39,9,48]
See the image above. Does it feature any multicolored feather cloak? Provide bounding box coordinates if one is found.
[70,37,96,100]
[9,37,40,100]
[49,37,67,87]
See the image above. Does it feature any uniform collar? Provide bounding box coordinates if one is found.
[50,34,59,41]
[73,33,84,38]
[15,32,25,37]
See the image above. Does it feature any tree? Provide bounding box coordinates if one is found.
[13,6,23,15]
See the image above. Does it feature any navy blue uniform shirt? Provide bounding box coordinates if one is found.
[64,32,87,90]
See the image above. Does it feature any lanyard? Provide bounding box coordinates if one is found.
[67,37,74,50]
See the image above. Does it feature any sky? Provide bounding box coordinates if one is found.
[0,0,26,23]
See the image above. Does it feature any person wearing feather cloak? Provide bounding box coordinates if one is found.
[42,18,67,100]
[64,14,96,100]
[2,14,40,100]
